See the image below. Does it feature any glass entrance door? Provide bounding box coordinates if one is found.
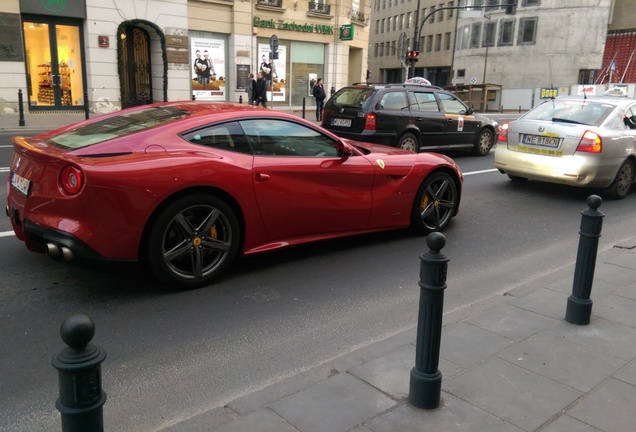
[23,18,84,111]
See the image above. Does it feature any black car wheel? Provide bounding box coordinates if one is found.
[145,194,240,288]
[411,172,459,234]
[472,128,495,156]
[398,133,419,152]
[604,159,633,199]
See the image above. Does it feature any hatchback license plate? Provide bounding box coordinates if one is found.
[331,118,352,127]
[11,172,31,196]
[521,134,560,148]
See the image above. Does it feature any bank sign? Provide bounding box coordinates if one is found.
[254,17,333,34]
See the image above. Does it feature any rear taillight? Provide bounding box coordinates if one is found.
[364,113,376,130]
[497,123,509,143]
[60,165,84,195]
[576,131,602,153]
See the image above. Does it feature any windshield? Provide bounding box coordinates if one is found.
[522,99,616,126]
[46,107,191,149]
[329,88,375,110]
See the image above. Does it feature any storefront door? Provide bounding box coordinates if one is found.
[23,16,85,111]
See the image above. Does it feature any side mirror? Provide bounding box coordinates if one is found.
[337,142,354,157]
[465,107,474,115]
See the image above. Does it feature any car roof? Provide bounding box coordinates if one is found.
[347,83,443,91]
[544,95,636,108]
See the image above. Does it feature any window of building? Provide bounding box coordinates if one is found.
[374,44,379,57]
[518,17,538,45]
[376,20,380,34]
[399,14,404,29]
[381,18,385,33]
[486,0,498,11]
[470,23,481,48]
[461,25,470,50]
[578,69,595,85]
[439,3,444,21]
[435,34,442,51]
[498,19,515,46]
[444,32,451,50]
[391,40,396,56]
[457,69,465,78]
[523,0,540,5]
[379,42,384,57]
[430,6,435,23]
[482,21,495,47]
[448,1,454,18]
[382,0,386,9]
[407,12,412,28]
[393,15,398,31]
[387,17,392,33]
[427,35,433,52]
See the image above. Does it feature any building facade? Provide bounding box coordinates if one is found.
[0,0,370,116]
[368,0,457,85]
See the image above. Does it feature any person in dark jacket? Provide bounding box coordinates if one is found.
[246,73,256,105]
[312,78,326,121]
[255,71,268,108]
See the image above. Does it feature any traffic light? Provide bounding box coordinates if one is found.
[406,50,419,64]
[504,0,517,14]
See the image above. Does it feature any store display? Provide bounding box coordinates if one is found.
[36,61,72,106]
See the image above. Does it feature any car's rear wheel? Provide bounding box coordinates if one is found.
[604,159,633,199]
[144,194,240,288]
[472,128,495,156]
[410,171,459,234]
[398,133,419,152]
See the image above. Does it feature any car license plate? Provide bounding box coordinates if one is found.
[10,172,31,196]
[331,118,352,127]
[516,145,563,157]
[521,134,561,148]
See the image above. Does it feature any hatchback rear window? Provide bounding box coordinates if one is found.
[523,99,615,126]
[46,107,191,149]
[329,88,375,110]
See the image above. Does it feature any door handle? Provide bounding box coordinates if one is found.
[256,172,270,181]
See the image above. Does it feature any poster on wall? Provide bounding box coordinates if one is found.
[258,43,286,102]
[191,37,226,101]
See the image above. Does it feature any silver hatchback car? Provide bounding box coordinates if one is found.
[495,90,636,199]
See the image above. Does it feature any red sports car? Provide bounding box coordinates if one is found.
[6,102,462,288]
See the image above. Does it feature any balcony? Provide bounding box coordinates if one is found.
[349,9,367,24]
[308,1,331,15]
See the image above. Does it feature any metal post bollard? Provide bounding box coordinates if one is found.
[18,89,25,127]
[566,195,604,325]
[302,97,306,119]
[409,232,448,409]
[52,314,107,432]
[239,95,243,104]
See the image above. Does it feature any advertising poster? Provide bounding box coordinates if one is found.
[191,37,226,101]
[258,43,286,102]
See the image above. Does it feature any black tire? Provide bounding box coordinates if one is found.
[144,194,241,288]
[472,128,495,156]
[398,132,419,152]
[410,171,459,234]
[603,159,633,199]
[507,174,528,182]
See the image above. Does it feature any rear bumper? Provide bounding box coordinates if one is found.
[494,144,619,188]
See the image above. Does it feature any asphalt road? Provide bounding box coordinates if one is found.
[2,131,636,431]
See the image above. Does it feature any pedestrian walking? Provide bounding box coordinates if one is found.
[255,71,268,108]
[312,78,326,121]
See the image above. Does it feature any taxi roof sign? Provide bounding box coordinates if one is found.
[603,86,629,97]
[404,77,431,85]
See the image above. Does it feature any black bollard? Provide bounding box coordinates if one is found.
[52,314,107,432]
[18,89,25,127]
[409,232,448,409]
[83,88,90,120]
[302,97,306,119]
[239,95,243,104]
[192,94,196,101]
[566,195,604,325]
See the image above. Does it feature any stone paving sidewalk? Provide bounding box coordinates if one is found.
[158,240,636,432]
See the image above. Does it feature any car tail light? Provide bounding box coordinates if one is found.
[60,165,84,195]
[498,123,509,143]
[576,131,602,153]
[364,113,376,130]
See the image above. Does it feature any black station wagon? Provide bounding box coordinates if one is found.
[321,83,499,156]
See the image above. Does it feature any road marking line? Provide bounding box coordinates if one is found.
[0,231,15,237]
[463,168,498,176]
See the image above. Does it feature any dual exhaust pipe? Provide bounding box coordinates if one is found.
[46,243,73,262]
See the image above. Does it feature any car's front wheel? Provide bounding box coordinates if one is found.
[410,171,459,234]
[398,132,419,152]
[472,128,495,156]
[604,159,634,199]
[144,194,241,288]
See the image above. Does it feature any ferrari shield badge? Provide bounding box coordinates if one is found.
[376,159,385,169]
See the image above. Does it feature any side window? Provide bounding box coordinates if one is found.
[239,119,341,157]
[437,93,471,115]
[379,91,408,110]
[409,91,440,112]
[182,121,251,154]
[624,106,636,130]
